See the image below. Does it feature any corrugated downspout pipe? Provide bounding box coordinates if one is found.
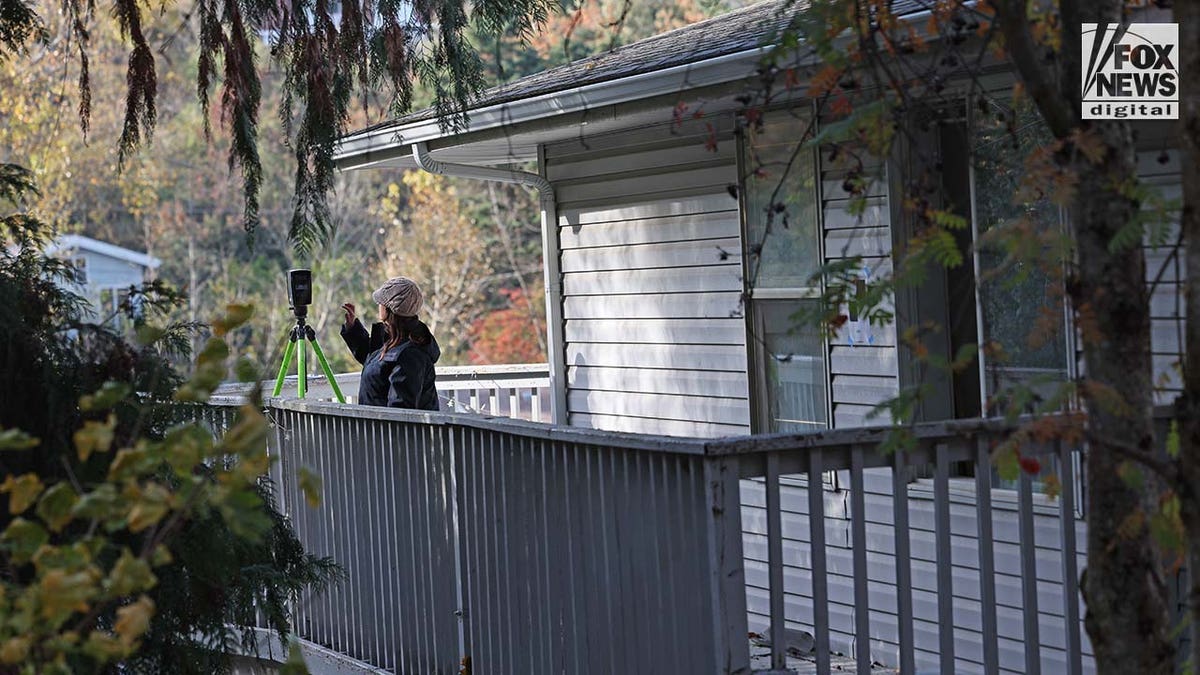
[411,142,568,425]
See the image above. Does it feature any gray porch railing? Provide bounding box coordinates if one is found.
[212,399,1099,674]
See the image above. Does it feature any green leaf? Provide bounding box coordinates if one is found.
[219,407,268,456]
[1,473,45,514]
[80,382,132,412]
[36,483,78,533]
[162,424,212,475]
[929,208,968,230]
[1167,419,1181,459]
[197,337,231,366]
[134,325,167,346]
[280,639,311,674]
[0,429,39,451]
[2,518,49,564]
[235,356,261,383]
[1150,494,1185,554]
[298,467,322,508]
[1118,461,1145,491]
[150,545,173,567]
[72,484,121,521]
[994,445,1020,482]
[106,445,156,482]
[106,549,158,597]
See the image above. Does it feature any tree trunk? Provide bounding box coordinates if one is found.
[1072,128,1175,674]
[1174,1,1200,671]
[991,0,1175,670]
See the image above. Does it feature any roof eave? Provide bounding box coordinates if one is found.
[333,45,772,170]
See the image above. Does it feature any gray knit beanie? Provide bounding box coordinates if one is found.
[372,276,423,317]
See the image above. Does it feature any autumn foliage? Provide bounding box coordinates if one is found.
[468,287,547,365]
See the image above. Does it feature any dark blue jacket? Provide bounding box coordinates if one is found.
[340,319,440,410]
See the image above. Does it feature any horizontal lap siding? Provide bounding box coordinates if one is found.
[1138,149,1185,404]
[742,473,1094,674]
[822,153,899,429]
[546,118,750,438]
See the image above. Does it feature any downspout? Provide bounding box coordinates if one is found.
[412,142,569,426]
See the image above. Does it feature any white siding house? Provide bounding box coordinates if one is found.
[44,234,161,328]
[331,2,1183,672]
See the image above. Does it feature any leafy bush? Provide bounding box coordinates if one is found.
[1,165,334,673]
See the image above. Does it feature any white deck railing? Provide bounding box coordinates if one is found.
[203,400,1105,674]
[216,363,552,421]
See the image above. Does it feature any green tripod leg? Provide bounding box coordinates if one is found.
[297,339,307,398]
[272,337,297,397]
[307,337,346,403]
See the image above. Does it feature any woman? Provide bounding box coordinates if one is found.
[340,276,440,409]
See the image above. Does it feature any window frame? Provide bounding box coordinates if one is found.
[737,104,834,437]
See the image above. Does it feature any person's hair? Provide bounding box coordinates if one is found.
[382,308,433,351]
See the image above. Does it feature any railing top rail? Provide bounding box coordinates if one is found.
[263,398,711,455]
[210,396,1174,463]
[435,363,550,379]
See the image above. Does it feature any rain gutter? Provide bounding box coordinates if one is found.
[411,142,569,425]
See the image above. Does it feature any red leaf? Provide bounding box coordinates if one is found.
[1018,455,1041,475]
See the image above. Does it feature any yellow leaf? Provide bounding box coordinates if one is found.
[39,568,99,625]
[0,428,39,451]
[212,303,254,336]
[298,467,322,509]
[114,596,155,647]
[127,483,173,533]
[84,631,128,661]
[1,473,45,514]
[74,414,117,462]
[0,636,30,664]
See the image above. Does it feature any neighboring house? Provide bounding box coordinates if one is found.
[331,2,1181,672]
[44,234,161,329]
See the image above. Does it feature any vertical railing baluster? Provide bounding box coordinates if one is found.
[935,442,956,671]
[892,447,915,674]
[1058,440,1082,675]
[975,438,1000,675]
[850,445,871,674]
[702,456,749,675]
[765,452,787,670]
[1019,455,1042,675]
[808,448,830,674]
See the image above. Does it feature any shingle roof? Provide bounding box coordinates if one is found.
[348,0,928,137]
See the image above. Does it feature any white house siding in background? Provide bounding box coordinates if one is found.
[1140,148,1185,404]
[544,117,751,438]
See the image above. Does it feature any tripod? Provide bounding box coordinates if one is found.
[271,310,346,403]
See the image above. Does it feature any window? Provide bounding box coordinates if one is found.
[743,110,829,433]
[71,256,88,285]
[970,101,1072,411]
[98,287,132,331]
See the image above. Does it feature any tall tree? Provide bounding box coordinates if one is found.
[0,0,558,251]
